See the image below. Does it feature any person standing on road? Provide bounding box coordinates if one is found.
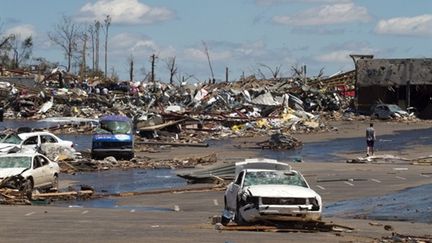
[366,123,376,157]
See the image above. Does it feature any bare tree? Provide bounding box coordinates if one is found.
[175,72,197,84]
[11,35,33,68]
[95,20,101,73]
[202,41,215,83]
[103,15,111,79]
[87,24,95,71]
[140,65,151,82]
[0,19,14,50]
[0,23,14,68]
[48,15,80,72]
[79,32,88,78]
[258,63,281,80]
[0,35,14,50]
[164,56,177,84]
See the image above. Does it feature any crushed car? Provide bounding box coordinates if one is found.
[0,131,76,154]
[0,152,60,199]
[371,104,410,119]
[222,158,322,225]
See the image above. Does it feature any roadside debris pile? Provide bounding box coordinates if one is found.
[213,219,354,233]
[0,173,94,205]
[347,154,432,165]
[0,174,30,205]
[58,153,219,173]
[257,133,302,150]
[380,233,432,243]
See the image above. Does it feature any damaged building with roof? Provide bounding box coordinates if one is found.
[354,57,432,119]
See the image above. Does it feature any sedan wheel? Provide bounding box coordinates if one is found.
[50,175,59,192]
[23,179,33,200]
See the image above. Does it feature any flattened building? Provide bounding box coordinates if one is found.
[355,58,432,118]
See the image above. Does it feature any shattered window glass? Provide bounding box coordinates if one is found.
[0,156,32,168]
[243,171,307,188]
[388,105,402,112]
[41,135,57,143]
[1,134,22,145]
[97,121,131,134]
[23,136,38,145]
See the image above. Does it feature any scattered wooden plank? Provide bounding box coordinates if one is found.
[32,190,94,198]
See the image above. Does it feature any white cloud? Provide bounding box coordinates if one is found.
[183,48,232,61]
[235,41,266,56]
[375,15,432,36]
[5,24,36,39]
[315,50,352,62]
[109,33,158,57]
[273,3,370,26]
[75,0,175,24]
[315,48,374,63]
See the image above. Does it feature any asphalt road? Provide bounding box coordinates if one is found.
[1,162,431,243]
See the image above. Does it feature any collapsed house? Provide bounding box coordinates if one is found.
[354,57,432,118]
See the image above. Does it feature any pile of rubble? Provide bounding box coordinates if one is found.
[58,153,219,174]
[0,71,419,149]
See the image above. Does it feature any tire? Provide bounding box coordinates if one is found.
[23,179,33,200]
[234,199,248,225]
[124,152,134,160]
[48,175,59,192]
[221,196,230,226]
[221,215,230,226]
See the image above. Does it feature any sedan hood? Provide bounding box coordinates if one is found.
[0,168,27,179]
[245,185,319,198]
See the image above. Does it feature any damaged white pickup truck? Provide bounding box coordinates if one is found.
[222,159,322,225]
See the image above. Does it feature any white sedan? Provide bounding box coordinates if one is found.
[0,131,75,154]
[223,159,322,225]
[0,152,60,198]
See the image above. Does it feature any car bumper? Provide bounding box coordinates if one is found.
[240,204,322,222]
[91,149,134,159]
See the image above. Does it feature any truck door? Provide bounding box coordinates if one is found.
[226,171,244,211]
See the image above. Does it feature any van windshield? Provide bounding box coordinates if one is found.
[97,120,131,134]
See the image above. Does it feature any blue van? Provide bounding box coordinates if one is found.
[91,115,134,160]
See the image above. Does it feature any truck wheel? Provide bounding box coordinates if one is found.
[235,205,247,225]
[221,215,230,226]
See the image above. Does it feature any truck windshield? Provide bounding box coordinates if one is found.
[97,120,131,134]
[243,171,308,188]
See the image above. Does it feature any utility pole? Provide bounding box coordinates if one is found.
[150,54,157,89]
[225,67,228,82]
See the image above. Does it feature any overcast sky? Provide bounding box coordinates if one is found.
[1,0,431,82]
